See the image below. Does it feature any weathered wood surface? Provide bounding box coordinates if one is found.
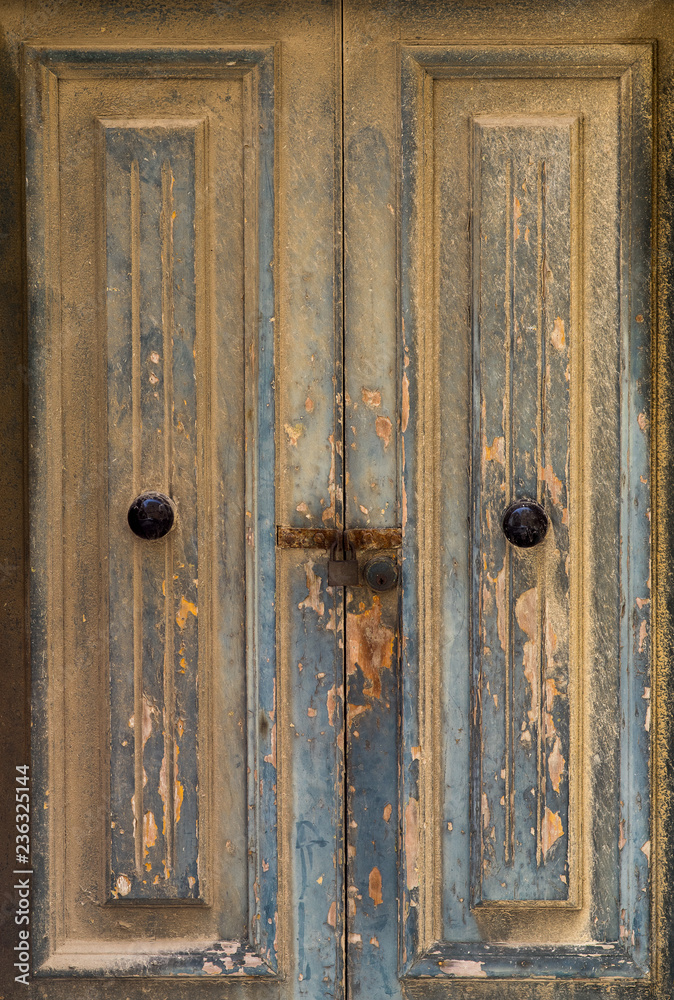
[3,3,669,1000]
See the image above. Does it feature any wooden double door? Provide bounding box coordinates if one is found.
[4,0,674,998]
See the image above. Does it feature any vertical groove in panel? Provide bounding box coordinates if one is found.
[504,159,514,866]
[535,160,547,868]
[160,159,175,871]
[131,159,143,879]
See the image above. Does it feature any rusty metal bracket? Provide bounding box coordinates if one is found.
[276,525,402,551]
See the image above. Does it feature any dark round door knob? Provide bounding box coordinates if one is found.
[127,492,175,540]
[502,500,548,548]
[363,556,398,593]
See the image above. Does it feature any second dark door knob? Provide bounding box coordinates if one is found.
[128,492,175,540]
[502,500,548,548]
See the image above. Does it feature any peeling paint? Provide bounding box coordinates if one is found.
[298,560,325,617]
[361,387,381,408]
[541,807,564,856]
[405,797,419,890]
[375,415,392,449]
[440,960,487,978]
[619,818,627,851]
[322,433,337,525]
[402,372,410,432]
[539,463,563,504]
[326,683,343,727]
[346,597,394,702]
[368,866,383,906]
[116,874,131,896]
[284,421,304,447]
[143,811,158,849]
[548,737,565,793]
[516,587,539,728]
[175,596,197,631]
[551,315,566,349]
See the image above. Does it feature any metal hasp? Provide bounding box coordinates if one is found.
[501,499,549,548]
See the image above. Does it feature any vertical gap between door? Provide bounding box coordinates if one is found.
[339,3,348,999]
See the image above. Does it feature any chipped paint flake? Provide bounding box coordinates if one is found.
[362,388,381,408]
[516,587,540,728]
[551,315,566,349]
[405,797,419,889]
[143,811,158,849]
[116,874,132,896]
[539,463,563,504]
[484,435,505,465]
[548,737,566,794]
[375,415,392,449]
[284,422,304,447]
[326,684,343,727]
[298,560,325,617]
[368,866,383,906]
[541,807,564,856]
[175,596,198,631]
[440,960,487,978]
[481,792,491,830]
[402,372,410,432]
[346,597,394,702]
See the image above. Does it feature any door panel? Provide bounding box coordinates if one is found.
[22,3,344,992]
[399,41,651,977]
[344,5,654,996]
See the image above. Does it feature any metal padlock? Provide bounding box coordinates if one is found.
[327,536,359,587]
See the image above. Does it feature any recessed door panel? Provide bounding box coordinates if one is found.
[472,114,577,905]
[400,41,651,981]
[25,42,275,972]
